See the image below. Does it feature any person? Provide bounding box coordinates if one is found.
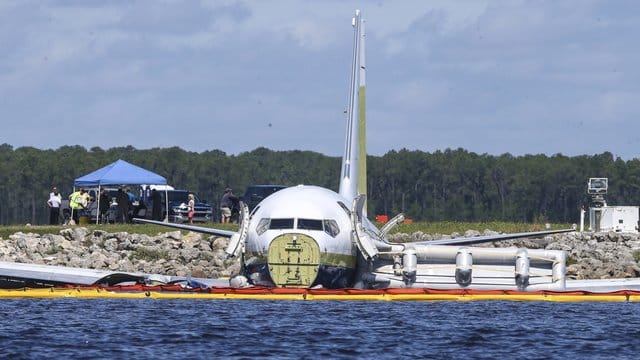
[187,193,195,224]
[79,189,91,211]
[126,187,143,221]
[220,188,238,223]
[144,185,151,203]
[151,189,162,221]
[115,188,130,223]
[133,195,146,220]
[47,186,62,225]
[98,189,110,224]
[68,188,82,225]
[126,188,136,204]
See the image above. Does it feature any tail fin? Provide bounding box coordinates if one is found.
[339,10,367,211]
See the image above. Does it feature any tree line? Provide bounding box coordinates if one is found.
[1,143,638,225]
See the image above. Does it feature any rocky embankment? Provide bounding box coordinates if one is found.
[1,228,639,280]
[0,228,241,279]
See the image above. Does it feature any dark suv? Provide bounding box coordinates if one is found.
[242,185,287,212]
[159,190,213,223]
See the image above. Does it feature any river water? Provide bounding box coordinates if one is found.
[1,299,639,359]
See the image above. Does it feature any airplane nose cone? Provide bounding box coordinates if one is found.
[267,233,320,288]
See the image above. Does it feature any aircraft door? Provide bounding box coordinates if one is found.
[267,234,320,287]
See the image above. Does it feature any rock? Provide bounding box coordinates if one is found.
[59,227,90,241]
[2,229,640,281]
[211,237,228,250]
[179,248,200,263]
[464,230,481,237]
[165,231,182,241]
[103,238,119,252]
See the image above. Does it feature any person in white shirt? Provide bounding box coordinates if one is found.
[47,186,62,225]
[187,193,195,224]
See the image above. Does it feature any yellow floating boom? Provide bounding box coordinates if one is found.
[1,286,639,302]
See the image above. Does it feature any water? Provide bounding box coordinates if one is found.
[1,299,639,359]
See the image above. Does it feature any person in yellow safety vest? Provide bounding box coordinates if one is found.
[69,189,87,225]
[79,190,91,210]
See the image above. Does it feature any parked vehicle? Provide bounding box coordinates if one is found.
[241,184,287,212]
[158,190,213,223]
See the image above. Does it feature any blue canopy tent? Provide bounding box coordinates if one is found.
[73,159,169,224]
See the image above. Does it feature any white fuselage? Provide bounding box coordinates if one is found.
[243,185,358,288]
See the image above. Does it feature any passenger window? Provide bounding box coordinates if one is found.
[297,218,323,231]
[269,218,294,229]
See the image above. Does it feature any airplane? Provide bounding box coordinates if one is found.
[3,10,639,294]
[133,10,591,292]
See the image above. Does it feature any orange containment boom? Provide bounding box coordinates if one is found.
[2,285,640,302]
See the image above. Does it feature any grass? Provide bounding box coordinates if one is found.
[0,221,572,239]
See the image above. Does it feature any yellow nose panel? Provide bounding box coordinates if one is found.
[268,234,320,288]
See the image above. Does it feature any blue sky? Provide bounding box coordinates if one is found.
[2,1,639,159]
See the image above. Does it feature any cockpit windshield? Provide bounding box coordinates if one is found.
[269,218,294,229]
[256,217,341,237]
[298,218,323,230]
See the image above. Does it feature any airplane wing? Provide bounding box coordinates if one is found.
[0,261,146,287]
[135,202,249,258]
[406,228,575,246]
[133,218,236,238]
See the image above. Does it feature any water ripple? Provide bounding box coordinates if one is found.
[1,299,640,359]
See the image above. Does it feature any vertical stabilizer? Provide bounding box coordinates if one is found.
[339,10,367,210]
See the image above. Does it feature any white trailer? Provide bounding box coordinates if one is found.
[589,206,639,233]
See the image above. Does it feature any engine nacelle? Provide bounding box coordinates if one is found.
[402,249,417,285]
[515,249,530,290]
[455,249,472,287]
